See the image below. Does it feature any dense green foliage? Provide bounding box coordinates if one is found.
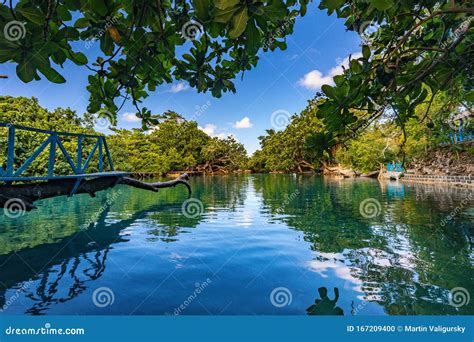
[0,0,309,124]
[314,0,473,152]
[1,1,470,146]
[108,111,248,173]
[0,96,99,176]
[0,96,247,176]
[249,92,471,173]
[249,97,324,172]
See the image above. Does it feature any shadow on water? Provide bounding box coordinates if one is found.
[306,287,344,315]
[0,174,473,315]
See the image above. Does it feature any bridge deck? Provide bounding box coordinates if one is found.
[0,171,130,182]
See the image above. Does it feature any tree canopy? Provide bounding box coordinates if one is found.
[0,0,308,124]
[314,0,473,153]
[1,0,472,149]
[0,96,248,176]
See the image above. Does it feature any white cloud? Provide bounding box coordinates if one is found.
[298,52,363,90]
[122,112,141,122]
[199,124,233,139]
[298,70,334,90]
[170,82,188,93]
[199,124,217,136]
[233,116,253,129]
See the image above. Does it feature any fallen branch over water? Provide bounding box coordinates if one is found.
[0,173,191,211]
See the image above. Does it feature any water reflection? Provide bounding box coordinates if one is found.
[0,175,473,315]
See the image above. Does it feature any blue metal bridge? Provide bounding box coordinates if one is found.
[0,123,129,195]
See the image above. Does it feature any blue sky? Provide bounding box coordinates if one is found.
[0,2,361,154]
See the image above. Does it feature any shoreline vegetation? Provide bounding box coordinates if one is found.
[1,96,472,187]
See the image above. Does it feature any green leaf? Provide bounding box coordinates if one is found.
[37,64,66,83]
[264,0,288,18]
[244,20,260,54]
[214,7,239,23]
[70,51,88,65]
[193,0,211,21]
[362,45,371,59]
[16,62,37,83]
[229,7,248,38]
[464,90,474,102]
[322,84,337,99]
[74,17,90,28]
[90,0,108,16]
[17,7,45,25]
[318,0,345,13]
[100,33,114,55]
[57,5,72,21]
[371,0,393,11]
[214,0,240,10]
[350,59,362,73]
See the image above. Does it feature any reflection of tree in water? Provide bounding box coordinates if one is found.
[307,287,344,315]
[0,175,251,314]
[0,203,123,315]
[0,198,206,314]
[253,175,474,315]
[24,250,110,315]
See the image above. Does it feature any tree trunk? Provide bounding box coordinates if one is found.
[0,173,191,211]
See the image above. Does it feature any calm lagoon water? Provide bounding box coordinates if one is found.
[0,174,473,315]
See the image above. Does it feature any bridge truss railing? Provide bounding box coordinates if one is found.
[0,122,115,182]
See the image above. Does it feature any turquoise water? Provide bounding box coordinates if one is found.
[0,175,473,315]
